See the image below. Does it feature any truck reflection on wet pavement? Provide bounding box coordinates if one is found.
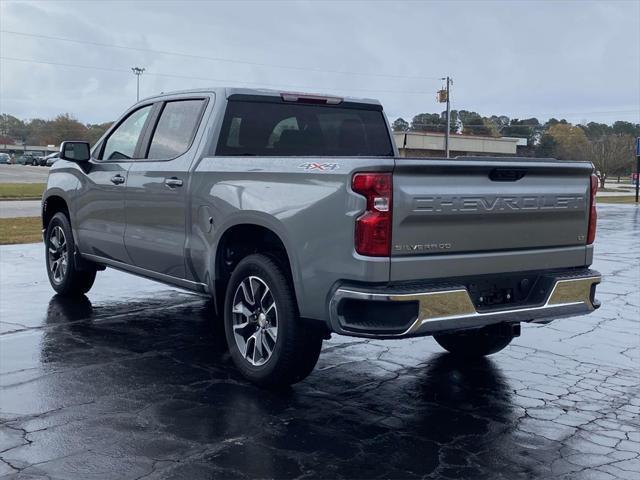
[1,205,638,479]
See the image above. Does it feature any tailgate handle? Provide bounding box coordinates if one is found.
[489,168,526,182]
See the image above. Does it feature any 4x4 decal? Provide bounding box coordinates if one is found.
[298,162,340,171]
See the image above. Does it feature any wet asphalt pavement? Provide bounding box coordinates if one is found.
[1,205,639,480]
[0,201,41,219]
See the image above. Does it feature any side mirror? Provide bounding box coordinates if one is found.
[60,141,91,162]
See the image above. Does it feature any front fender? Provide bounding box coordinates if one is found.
[42,162,81,230]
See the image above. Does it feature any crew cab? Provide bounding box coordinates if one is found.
[42,88,601,386]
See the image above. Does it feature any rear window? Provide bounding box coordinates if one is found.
[215,100,394,157]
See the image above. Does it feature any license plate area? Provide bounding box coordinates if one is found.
[467,273,540,311]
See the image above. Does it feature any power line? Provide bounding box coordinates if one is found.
[0,56,435,96]
[0,29,442,82]
[6,55,635,119]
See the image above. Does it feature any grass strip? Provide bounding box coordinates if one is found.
[0,217,42,244]
[0,183,46,200]
[597,196,638,204]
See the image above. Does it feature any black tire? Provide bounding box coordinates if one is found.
[45,212,97,296]
[224,253,323,387]
[434,323,514,358]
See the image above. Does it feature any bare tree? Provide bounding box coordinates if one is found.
[588,135,635,188]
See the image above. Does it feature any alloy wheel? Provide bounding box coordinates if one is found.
[48,225,68,284]
[231,275,278,366]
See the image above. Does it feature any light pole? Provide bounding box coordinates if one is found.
[131,67,145,102]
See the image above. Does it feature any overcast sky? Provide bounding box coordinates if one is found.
[1,0,639,125]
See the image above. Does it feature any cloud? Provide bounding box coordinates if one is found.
[1,0,638,124]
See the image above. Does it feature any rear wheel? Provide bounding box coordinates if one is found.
[434,323,515,358]
[224,254,323,387]
[45,212,96,296]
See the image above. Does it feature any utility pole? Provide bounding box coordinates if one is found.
[131,67,145,102]
[438,76,452,158]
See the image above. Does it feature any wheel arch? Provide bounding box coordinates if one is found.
[212,221,302,317]
[42,192,99,272]
[42,194,70,231]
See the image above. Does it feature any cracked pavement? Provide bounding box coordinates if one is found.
[0,204,638,479]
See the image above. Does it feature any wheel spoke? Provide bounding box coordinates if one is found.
[261,331,273,357]
[265,326,278,343]
[249,277,261,305]
[240,280,254,305]
[256,330,266,362]
[248,331,260,364]
[233,302,253,320]
[51,259,60,280]
[233,320,250,331]
[233,321,256,343]
[260,285,271,310]
[247,333,257,360]
[264,301,276,316]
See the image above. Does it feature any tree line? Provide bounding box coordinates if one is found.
[393,111,639,187]
[1,111,638,187]
[0,113,112,150]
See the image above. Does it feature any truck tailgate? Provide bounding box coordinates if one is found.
[391,157,593,259]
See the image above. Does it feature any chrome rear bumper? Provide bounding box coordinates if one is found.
[329,270,601,339]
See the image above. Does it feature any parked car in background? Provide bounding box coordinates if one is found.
[16,153,38,165]
[35,153,48,166]
[0,153,11,165]
[44,152,60,167]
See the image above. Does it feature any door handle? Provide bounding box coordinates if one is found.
[164,177,183,188]
[110,174,125,185]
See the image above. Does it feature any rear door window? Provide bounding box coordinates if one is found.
[147,99,206,160]
[216,100,393,156]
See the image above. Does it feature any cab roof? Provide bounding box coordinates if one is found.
[141,87,382,108]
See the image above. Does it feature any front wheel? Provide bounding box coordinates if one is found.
[433,323,515,358]
[45,212,96,296]
[224,254,323,387]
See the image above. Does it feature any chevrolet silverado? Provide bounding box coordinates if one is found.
[42,88,601,386]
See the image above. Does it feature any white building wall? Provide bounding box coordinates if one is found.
[393,132,519,155]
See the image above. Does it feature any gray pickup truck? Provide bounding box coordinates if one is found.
[43,88,601,386]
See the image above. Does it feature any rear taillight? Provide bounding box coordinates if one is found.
[352,172,392,256]
[587,174,598,244]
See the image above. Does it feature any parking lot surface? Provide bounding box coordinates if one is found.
[0,165,49,184]
[0,204,638,479]
[0,201,41,219]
